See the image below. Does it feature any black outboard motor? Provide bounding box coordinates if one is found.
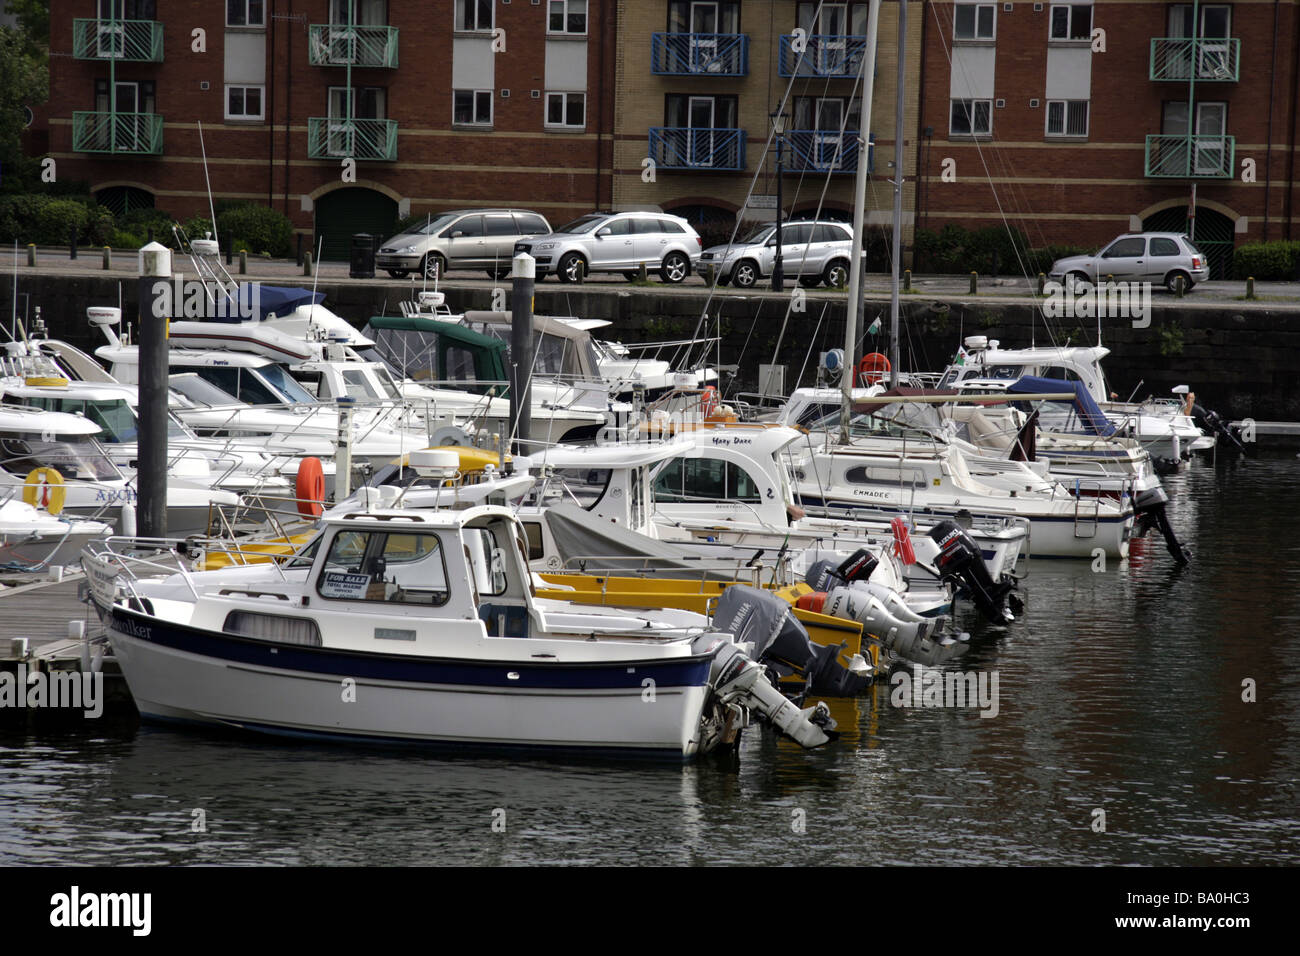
[928,520,1014,623]
[1190,402,1246,454]
[805,548,879,593]
[1132,485,1191,565]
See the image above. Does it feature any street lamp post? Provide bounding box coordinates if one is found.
[771,109,785,292]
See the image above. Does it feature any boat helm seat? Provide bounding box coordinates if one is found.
[478,602,530,638]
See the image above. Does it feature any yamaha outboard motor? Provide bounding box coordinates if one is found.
[1132,485,1191,565]
[928,520,1015,623]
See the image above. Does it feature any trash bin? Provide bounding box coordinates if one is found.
[349,233,376,279]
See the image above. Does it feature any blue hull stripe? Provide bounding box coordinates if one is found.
[797,497,1131,524]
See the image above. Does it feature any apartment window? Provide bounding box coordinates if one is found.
[329,0,388,24]
[950,98,992,135]
[793,96,861,131]
[670,1,741,33]
[954,3,996,40]
[453,89,493,125]
[545,91,586,128]
[795,2,871,35]
[456,0,493,31]
[548,0,587,34]
[98,0,158,18]
[1049,4,1092,40]
[95,78,155,113]
[225,85,264,120]
[329,86,387,120]
[1169,4,1231,39]
[226,0,266,27]
[1045,99,1088,136]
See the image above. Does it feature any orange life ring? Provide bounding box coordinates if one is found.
[700,385,720,418]
[295,457,325,518]
[858,352,891,386]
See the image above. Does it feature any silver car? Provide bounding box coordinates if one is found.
[695,220,855,288]
[376,209,551,280]
[1048,232,1210,293]
[514,212,702,283]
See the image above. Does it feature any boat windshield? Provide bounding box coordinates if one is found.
[169,374,243,407]
[368,364,405,401]
[18,397,138,443]
[848,402,945,441]
[256,364,318,404]
[0,431,121,481]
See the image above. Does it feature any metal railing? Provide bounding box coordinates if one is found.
[1149,36,1240,82]
[306,117,398,161]
[307,24,399,68]
[72,18,164,61]
[650,32,748,76]
[72,111,164,155]
[648,127,746,171]
[1144,133,1234,178]
[778,33,869,77]
[784,129,869,173]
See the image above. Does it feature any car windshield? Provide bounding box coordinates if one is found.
[401,213,459,237]
[741,226,774,244]
[555,215,606,234]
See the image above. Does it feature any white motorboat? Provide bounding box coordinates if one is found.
[0,493,112,570]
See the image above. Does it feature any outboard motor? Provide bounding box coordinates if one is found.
[819,586,967,667]
[928,520,1015,623]
[1132,485,1191,565]
[805,548,879,592]
[1190,402,1246,454]
[705,641,839,749]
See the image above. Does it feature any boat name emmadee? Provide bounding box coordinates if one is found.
[49,886,151,937]
[150,277,261,321]
[1042,279,1151,327]
[890,664,1000,718]
[0,665,104,718]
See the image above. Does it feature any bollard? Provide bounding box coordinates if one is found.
[26,243,36,267]
[636,262,647,283]
[1245,276,1255,299]
[575,259,585,284]
[903,268,911,291]
[102,246,111,270]
[225,234,233,266]
[969,271,977,294]
[239,249,247,275]
[1173,275,1186,298]
[303,250,313,276]
[1106,273,1114,284]
[69,226,77,260]
[1037,272,1046,294]
[296,233,304,267]
[705,262,716,285]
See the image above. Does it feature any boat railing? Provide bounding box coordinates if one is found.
[84,537,204,600]
[555,555,772,588]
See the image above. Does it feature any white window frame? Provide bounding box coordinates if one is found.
[456,0,494,32]
[949,98,993,136]
[453,88,494,126]
[226,0,266,28]
[547,0,588,35]
[1045,99,1089,137]
[953,3,996,41]
[1048,4,1092,41]
[544,91,586,129]
[225,84,265,121]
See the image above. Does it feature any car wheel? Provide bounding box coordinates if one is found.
[1068,270,1093,292]
[487,267,510,280]
[659,251,690,284]
[558,252,586,283]
[799,275,822,288]
[1165,271,1192,294]
[386,270,409,279]
[421,253,446,282]
[822,259,850,288]
[731,260,759,288]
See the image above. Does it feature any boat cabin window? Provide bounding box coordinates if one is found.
[986,365,1025,381]
[794,401,840,429]
[529,468,611,510]
[521,521,545,561]
[341,368,383,400]
[0,432,120,481]
[653,457,762,503]
[195,367,280,407]
[1040,365,1079,381]
[466,526,509,597]
[316,530,450,606]
[223,611,322,647]
[257,364,318,404]
[445,344,478,382]
[20,397,139,443]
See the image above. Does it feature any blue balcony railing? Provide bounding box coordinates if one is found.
[649,127,746,171]
[650,33,749,76]
[778,33,869,77]
[784,130,876,173]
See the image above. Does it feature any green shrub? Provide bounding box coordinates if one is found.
[108,229,143,250]
[215,203,293,258]
[1232,240,1300,280]
[180,215,214,244]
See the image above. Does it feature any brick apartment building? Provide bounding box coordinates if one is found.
[45,0,616,259]
[917,0,1300,278]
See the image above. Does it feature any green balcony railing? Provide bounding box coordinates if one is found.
[308,24,399,68]
[307,117,398,161]
[1144,134,1234,178]
[72,111,164,155]
[73,18,164,62]
[1150,37,1240,82]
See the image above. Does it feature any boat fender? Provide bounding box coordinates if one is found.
[890,517,917,565]
[120,502,137,538]
[296,457,326,518]
[22,467,66,515]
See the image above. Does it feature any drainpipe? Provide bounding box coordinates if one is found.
[284,0,294,217]
[594,3,607,209]
[1287,3,1300,239]
[269,0,276,206]
[913,1,929,241]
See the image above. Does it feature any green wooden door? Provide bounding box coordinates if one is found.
[314,187,398,262]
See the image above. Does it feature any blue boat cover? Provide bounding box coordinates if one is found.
[212,284,325,323]
[1006,375,1116,437]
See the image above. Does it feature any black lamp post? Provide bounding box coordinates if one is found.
[771,109,786,292]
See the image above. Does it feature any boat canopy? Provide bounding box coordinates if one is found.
[212,285,325,323]
[363,315,508,394]
[1006,376,1116,437]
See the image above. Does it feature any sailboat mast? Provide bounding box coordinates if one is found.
[889,0,906,388]
[840,0,884,442]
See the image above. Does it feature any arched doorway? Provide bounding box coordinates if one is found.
[95,185,154,218]
[666,203,735,250]
[314,187,398,262]
[1142,205,1234,279]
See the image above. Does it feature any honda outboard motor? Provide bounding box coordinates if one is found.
[928,520,1015,623]
[1132,485,1191,565]
[820,586,968,667]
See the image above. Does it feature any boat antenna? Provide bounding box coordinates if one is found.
[198,120,218,243]
[10,240,17,342]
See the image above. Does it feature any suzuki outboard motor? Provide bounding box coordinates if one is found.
[928,520,1015,623]
[1132,485,1191,565]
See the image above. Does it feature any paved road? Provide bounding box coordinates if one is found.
[13,245,1300,307]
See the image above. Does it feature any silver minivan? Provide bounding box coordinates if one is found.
[376,209,551,280]
[514,211,702,283]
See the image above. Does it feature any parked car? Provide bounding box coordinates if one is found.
[695,220,854,289]
[1047,232,1210,293]
[376,209,551,280]
[514,212,702,283]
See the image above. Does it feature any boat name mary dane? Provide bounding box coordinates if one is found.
[0,666,104,718]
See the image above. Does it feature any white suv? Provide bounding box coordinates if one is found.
[515,212,702,283]
[695,220,854,288]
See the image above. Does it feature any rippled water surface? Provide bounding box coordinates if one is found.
[2,451,1298,865]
